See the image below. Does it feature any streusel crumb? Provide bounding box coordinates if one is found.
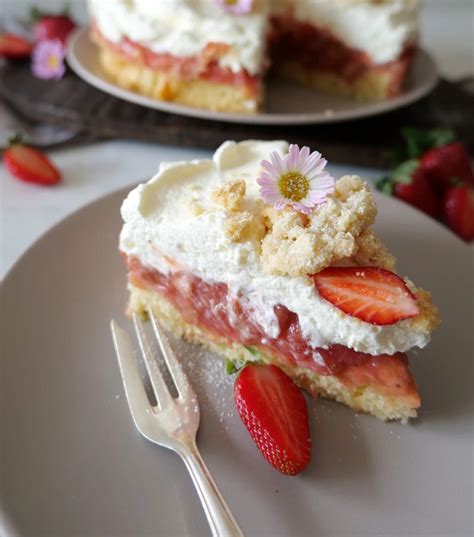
[404,283,440,334]
[212,179,246,212]
[224,211,254,242]
[261,176,377,276]
[353,229,396,270]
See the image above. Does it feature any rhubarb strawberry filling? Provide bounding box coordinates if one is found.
[270,14,415,95]
[91,25,261,94]
[126,255,420,408]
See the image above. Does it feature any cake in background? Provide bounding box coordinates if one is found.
[88,0,421,113]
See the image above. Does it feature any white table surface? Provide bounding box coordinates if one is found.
[1,1,473,279]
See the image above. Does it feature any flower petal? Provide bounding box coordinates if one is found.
[257,172,277,186]
[275,198,290,210]
[260,159,279,178]
[301,152,323,176]
[261,191,282,204]
[291,202,312,214]
[270,151,285,175]
[296,146,310,169]
[287,144,300,170]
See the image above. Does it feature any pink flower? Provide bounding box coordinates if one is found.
[31,38,65,80]
[214,0,254,15]
[257,144,335,214]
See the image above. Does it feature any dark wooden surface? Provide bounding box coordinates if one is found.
[1,60,473,167]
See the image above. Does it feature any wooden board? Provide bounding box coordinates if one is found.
[1,60,473,167]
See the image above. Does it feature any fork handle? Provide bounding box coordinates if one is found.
[180,443,245,537]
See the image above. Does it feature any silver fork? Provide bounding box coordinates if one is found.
[110,311,244,537]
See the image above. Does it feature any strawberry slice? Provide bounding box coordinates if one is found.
[443,185,474,242]
[3,139,61,186]
[312,267,419,325]
[234,363,311,476]
[0,33,33,58]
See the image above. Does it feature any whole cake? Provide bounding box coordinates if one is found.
[119,140,439,421]
[88,0,420,113]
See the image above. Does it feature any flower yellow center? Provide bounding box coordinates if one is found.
[225,0,238,4]
[278,172,309,202]
[47,55,59,69]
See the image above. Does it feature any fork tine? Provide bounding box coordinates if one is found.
[149,310,195,400]
[110,320,154,434]
[132,313,173,411]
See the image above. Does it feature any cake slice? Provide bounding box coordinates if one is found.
[271,0,420,99]
[87,0,269,113]
[119,140,439,422]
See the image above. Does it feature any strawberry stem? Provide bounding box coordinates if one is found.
[29,6,43,24]
[8,134,23,148]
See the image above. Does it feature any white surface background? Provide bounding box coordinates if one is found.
[1,0,473,278]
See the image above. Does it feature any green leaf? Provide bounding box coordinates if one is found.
[225,359,237,375]
[428,128,456,148]
[449,176,465,187]
[29,5,43,24]
[244,345,259,357]
[375,176,394,196]
[391,159,419,184]
[401,127,456,158]
[62,2,71,16]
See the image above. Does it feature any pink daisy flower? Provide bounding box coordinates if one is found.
[257,144,335,214]
[214,0,254,15]
[32,38,66,80]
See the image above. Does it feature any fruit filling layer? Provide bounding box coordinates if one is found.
[126,256,420,407]
[92,25,260,93]
[270,15,415,93]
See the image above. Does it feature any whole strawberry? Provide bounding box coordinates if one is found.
[420,143,474,194]
[443,185,474,242]
[234,363,311,476]
[33,15,76,45]
[0,33,32,58]
[393,167,441,219]
[3,136,62,186]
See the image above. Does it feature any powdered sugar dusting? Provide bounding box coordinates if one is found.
[166,333,236,429]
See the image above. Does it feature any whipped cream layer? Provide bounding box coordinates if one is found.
[89,0,420,74]
[88,0,269,75]
[120,140,431,356]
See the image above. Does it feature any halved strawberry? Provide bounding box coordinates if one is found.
[3,138,61,186]
[234,363,311,476]
[0,33,33,58]
[312,267,419,326]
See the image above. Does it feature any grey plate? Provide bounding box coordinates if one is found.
[1,187,473,537]
[67,28,438,126]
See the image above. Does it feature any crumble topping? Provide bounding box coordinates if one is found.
[224,211,255,242]
[352,229,396,270]
[212,179,246,212]
[212,179,265,243]
[260,176,377,276]
[404,283,440,334]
